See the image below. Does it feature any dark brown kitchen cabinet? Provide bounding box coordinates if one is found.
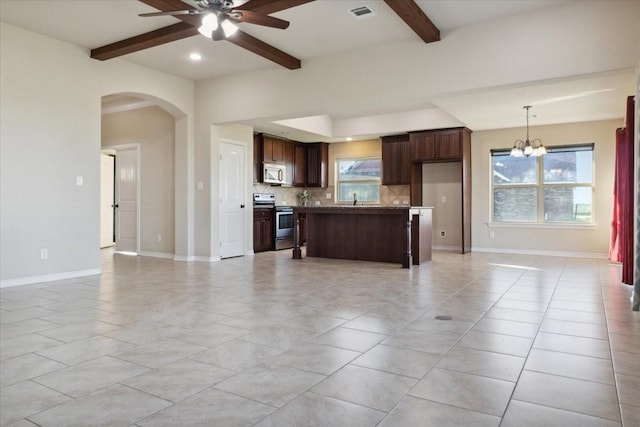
[306,142,328,187]
[410,129,463,162]
[263,136,285,164]
[435,129,462,160]
[253,133,262,183]
[293,144,307,187]
[410,132,436,162]
[381,134,411,185]
[253,208,273,252]
[283,140,295,186]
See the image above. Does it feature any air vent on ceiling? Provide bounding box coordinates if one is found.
[349,5,376,19]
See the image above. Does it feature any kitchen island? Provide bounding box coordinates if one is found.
[292,206,433,268]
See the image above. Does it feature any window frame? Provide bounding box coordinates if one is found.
[490,143,595,225]
[335,156,381,204]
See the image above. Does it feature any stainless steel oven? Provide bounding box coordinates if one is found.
[275,206,294,250]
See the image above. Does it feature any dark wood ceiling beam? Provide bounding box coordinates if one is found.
[227,31,300,69]
[91,22,198,60]
[383,0,440,43]
[90,0,305,69]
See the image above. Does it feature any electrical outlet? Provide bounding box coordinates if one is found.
[157,234,162,242]
[393,200,400,205]
[196,181,204,190]
[490,230,495,239]
[441,195,446,203]
[440,230,446,238]
[314,200,320,206]
[326,193,332,199]
[40,248,48,259]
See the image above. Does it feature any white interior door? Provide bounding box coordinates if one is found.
[115,147,138,253]
[220,141,246,258]
[100,154,115,248]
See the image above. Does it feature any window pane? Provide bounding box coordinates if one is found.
[544,186,592,222]
[338,182,380,202]
[492,155,537,185]
[493,188,537,221]
[338,159,380,181]
[544,150,593,184]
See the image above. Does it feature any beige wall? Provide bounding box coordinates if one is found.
[471,119,618,257]
[1,23,194,285]
[102,106,176,255]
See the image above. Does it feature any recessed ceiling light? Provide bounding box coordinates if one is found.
[189,52,202,61]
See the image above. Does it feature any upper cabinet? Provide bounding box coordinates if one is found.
[293,144,307,187]
[410,128,466,162]
[253,133,262,184]
[381,134,411,185]
[253,136,328,188]
[283,140,295,186]
[263,136,285,164]
[305,143,329,188]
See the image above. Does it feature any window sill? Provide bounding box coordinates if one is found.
[488,222,597,230]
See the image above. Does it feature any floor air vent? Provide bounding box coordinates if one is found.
[349,5,376,19]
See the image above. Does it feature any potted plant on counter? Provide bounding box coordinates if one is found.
[298,189,312,206]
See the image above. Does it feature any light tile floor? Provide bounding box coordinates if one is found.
[1,249,639,426]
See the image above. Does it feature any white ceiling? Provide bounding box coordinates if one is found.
[1,0,635,140]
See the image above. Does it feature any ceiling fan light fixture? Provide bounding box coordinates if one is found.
[221,19,238,37]
[198,13,219,38]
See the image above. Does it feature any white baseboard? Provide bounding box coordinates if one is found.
[193,256,221,262]
[432,245,461,252]
[173,255,221,262]
[0,268,102,288]
[472,246,609,259]
[138,251,174,259]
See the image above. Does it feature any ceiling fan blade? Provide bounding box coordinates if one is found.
[231,10,290,29]
[211,26,226,41]
[139,9,201,17]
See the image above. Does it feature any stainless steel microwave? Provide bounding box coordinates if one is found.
[263,163,286,184]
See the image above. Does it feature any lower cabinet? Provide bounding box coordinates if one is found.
[253,208,273,252]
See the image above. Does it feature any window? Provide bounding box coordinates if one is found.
[336,157,381,203]
[491,144,594,223]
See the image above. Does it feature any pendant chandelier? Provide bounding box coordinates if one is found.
[510,106,546,157]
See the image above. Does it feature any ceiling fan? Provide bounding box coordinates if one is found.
[139,0,290,41]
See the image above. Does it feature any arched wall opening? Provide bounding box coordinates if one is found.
[100,92,193,261]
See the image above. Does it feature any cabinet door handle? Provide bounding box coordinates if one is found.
[240,204,245,208]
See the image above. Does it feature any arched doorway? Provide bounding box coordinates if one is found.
[100,93,191,260]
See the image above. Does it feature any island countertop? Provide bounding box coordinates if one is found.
[292,206,433,268]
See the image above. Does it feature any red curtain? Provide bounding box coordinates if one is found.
[609,96,635,285]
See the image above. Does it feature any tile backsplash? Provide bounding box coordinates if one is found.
[253,184,410,206]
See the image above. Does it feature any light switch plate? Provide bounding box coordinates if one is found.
[196,181,204,190]
[76,176,83,186]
